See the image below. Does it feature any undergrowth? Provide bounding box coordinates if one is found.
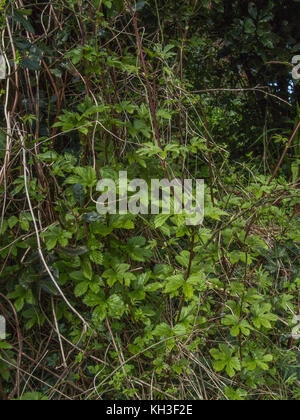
[0,0,299,400]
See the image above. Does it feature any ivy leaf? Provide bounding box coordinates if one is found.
[22,46,42,71]
[83,292,103,307]
[222,315,252,337]
[15,298,25,312]
[82,212,104,224]
[14,10,35,33]
[38,279,59,296]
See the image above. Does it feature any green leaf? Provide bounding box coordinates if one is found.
[92,302,107,323]
[83,292,103,307]
[154,214,170,228]
[144,282,163,292]
[153,323,172,337]
[8,216,19,229]
[82,212,104,223]
[18,392,48,401]
[126,236,152,262]
[248,2,257,19]
[38,279,59,296]
[173,324,187,336]
[157,109,172,120]
[107,294,125,319]
[251,303,278,330]
[205,206,229,221]
[291,161,299,183]
[164,275,185,293]
[103,264,131,287]
[20,217,30,231]
[23,46,42,70]
[244,18,256,34]
[45,237,57,251]
[222,315,252,337]
[59,247,89,257]
[74,282,89,297]
[226,357,241,378]
[229,251,254,265]
[15,298,24,312]
[210,345,241,378]
[36,151,58,162]
[213,360,226,372]
[14,10,35,33]
[81,256,93,280]
[182,283,194,299]
[0,342,12,350]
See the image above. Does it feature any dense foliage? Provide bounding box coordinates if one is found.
[0,0,299,400]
